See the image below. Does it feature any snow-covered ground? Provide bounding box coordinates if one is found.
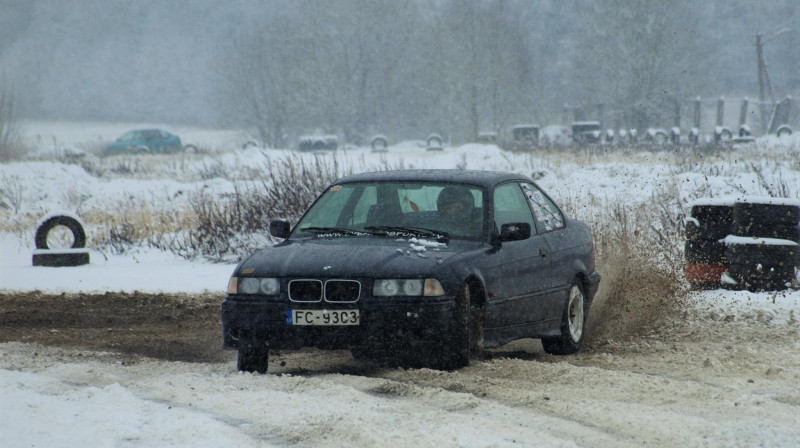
[2,122,800,447]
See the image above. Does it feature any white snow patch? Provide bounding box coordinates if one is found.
[723,235,798,247]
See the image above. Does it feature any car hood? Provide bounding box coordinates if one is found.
[238,237,481,278]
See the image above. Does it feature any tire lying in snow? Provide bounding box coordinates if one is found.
[731,221,800,241]
[733,199,800,228]
[689,202,734,238]
[724,235,799,292]
[684,200,735,288]
[32,213,90,267]
[35,214,87,249]
[685,240,727,264]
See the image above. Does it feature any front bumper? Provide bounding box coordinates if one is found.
[221,296,456,350]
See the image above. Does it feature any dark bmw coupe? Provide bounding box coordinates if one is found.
[222,169,600,372]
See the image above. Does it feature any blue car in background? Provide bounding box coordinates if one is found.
[105,129,183,155]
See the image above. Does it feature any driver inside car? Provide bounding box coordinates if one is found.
[436,185,479,235]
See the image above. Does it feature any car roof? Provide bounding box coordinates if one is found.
[335,169,533,188]
[129,128,167,133]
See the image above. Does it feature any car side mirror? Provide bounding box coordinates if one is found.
[269,219,291,239]
[499,222,531,242]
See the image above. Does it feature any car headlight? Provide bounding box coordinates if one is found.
[228,277,280,295]
[373,278,444,297]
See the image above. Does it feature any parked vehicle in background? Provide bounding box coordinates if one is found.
[571,122,602,145]
[221,169,601,373]
[105,129,183,155]
[501,124,540,151]
[298,135,338,152]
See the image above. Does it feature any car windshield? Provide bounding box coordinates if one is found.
[118,131,141,141]
[294,181,485,240]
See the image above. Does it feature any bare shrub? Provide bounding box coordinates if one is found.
[0,174,24,214]
[197,159,229,180]
[165,154,354,261]
[747,162,793,198]
[89,198,193,255]
[0,80,21,162]
[109,158,144,175]
[168,190,242,261]
[73,140,107,157]
[253,153,353,222]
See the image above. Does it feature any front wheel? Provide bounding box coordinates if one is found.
[542,280,587,355]
[436,283,483,370]
[237,346,268,373]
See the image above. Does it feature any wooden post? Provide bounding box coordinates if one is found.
[693,97,701,129]
[673,99,681,128]
[756,33,767,131]
[716,97,725,127]
[739,98,749,126]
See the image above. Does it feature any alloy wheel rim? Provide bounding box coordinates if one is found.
[567,285,584,342]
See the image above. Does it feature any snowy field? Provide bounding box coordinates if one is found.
[2,121,800,447]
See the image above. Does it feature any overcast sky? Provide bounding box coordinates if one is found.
[1,0,797,137]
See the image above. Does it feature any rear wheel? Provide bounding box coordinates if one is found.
[542,280,586,355]
[237,346,268,373]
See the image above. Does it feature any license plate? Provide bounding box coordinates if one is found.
[287,309,360,326]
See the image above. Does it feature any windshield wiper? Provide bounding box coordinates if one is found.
[364,225,449,240]
[301,226,371,237]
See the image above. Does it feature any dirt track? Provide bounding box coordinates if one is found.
[0,291,227,363]
[2,291,800,446]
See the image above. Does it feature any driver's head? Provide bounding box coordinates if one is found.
[437,185,474,218]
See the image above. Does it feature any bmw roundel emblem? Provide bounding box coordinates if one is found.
[323,265,332,271]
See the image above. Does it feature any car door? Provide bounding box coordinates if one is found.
[484,182,553,329]
[519,182,570,321]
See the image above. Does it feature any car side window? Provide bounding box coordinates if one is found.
[493,183,537,231]
[520,182,564,232]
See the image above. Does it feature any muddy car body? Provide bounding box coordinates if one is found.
[221,169,600,372]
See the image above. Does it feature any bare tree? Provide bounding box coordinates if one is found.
[0,80,21,161]
[572,1,709,129]
[437,1,536,141]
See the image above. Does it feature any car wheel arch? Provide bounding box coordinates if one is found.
[464,275,486,308]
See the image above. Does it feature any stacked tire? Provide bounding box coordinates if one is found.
[684,200,734,289]
[725,198,800,292]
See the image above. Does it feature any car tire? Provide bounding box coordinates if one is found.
[733,202,800,227]
[685,219,702,242]
[438,283,472,370]
[727,241,800,291]
[237,346,269,373]
[542,280,586,355]
[685,240,727,264]
[731,221,800,241]
[35,215,87,249]
[690,204,734,238]
[183,144,198,153]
